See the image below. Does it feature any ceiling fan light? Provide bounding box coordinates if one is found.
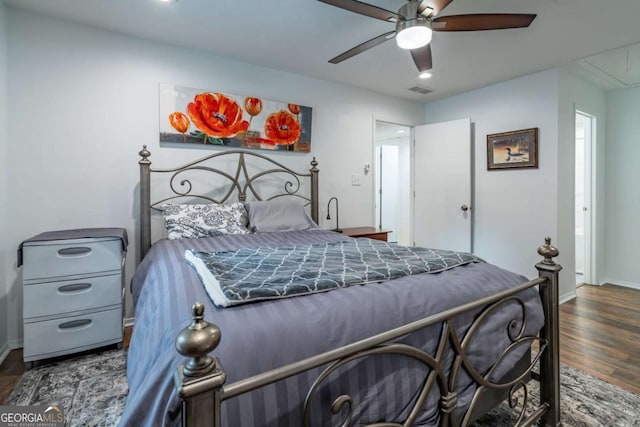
[396,20,432,50]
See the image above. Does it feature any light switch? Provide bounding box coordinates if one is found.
[351,174,362,186]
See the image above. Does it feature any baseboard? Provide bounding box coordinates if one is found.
[0,341,10,366]
[9,338,23,350]
[559,289,577,304]
[599,278,640,290]
[124,317,135,328]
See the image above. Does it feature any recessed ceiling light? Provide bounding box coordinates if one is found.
[396,129,407,133]
[158,0,177,3]
[419,72,432,79]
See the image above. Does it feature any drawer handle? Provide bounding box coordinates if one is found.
[58,319,92,331]
[57,247,92,257]
[58,283,92,294]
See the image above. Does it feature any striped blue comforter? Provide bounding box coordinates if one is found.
[120,230,543,426]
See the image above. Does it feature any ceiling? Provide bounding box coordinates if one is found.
[5,0,640,101]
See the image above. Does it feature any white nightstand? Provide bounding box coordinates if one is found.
[20,228,127,368]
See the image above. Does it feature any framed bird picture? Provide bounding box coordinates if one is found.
[487,128,538,170]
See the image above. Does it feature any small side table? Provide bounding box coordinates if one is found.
[341,227,391,242]
[19,228,128,369]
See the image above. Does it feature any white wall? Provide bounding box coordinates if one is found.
[604,87,640,288]
[422,70,561,286]
[4,8,424,341]
[0,0,9,359]
[421,68,609,300]
[557,68,608,297]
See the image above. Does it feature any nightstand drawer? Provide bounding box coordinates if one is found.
[22,238,122,281]
[24,273,122,318]
[23,307,122,359]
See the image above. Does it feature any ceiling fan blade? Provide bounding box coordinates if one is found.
[432,13,536,31]
[411,44,433,72]
[318,0,404,22]
[418,0,454,17]
[329,31,396,64]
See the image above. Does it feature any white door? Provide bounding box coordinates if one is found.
[413,118,472,252]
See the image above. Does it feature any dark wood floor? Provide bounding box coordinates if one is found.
[1,285,639,404]
[559,284,640,394]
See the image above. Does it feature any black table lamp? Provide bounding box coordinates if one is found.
[326,197,342,233]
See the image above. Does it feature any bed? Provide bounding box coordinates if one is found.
[120,146,561,427]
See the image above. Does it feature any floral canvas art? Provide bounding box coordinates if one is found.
[159,83,312,152]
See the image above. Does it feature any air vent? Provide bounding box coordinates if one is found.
[408,85,433,95]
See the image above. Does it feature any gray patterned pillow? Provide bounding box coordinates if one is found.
[161,203,249,240]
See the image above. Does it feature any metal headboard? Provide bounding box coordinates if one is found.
[138,145,319,260]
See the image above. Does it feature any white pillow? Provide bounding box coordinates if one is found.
[162,203,249,240]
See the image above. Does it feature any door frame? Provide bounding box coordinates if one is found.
[575,107,597,285]
[371,117,414,242]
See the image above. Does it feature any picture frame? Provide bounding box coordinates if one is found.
[487,127,538,170]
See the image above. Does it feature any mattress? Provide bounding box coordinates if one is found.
[120,230,544,426]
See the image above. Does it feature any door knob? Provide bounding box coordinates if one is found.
[461,205,469,212]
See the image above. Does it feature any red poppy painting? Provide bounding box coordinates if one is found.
[159,83,312,152]
[264,110,301,144]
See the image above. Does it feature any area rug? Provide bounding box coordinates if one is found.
[4,349,639,426]
[4,349,127,426]
[474,365,640,427]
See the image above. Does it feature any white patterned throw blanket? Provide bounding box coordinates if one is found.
[186,238,483,307]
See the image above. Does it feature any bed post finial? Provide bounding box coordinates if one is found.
[174,302,226,427]
[537,237,559,265]
[139,145,151,165]
[176,302,221,377]
[535,238,562,427]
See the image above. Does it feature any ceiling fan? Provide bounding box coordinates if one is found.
[318,0,536,73]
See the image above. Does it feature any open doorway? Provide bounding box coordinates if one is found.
[374,121,411,245]
[575,111,594,286]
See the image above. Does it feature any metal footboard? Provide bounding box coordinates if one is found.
[172,239,561,427]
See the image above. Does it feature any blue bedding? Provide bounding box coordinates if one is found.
[186,239,483,307]
[120,230,544,426]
